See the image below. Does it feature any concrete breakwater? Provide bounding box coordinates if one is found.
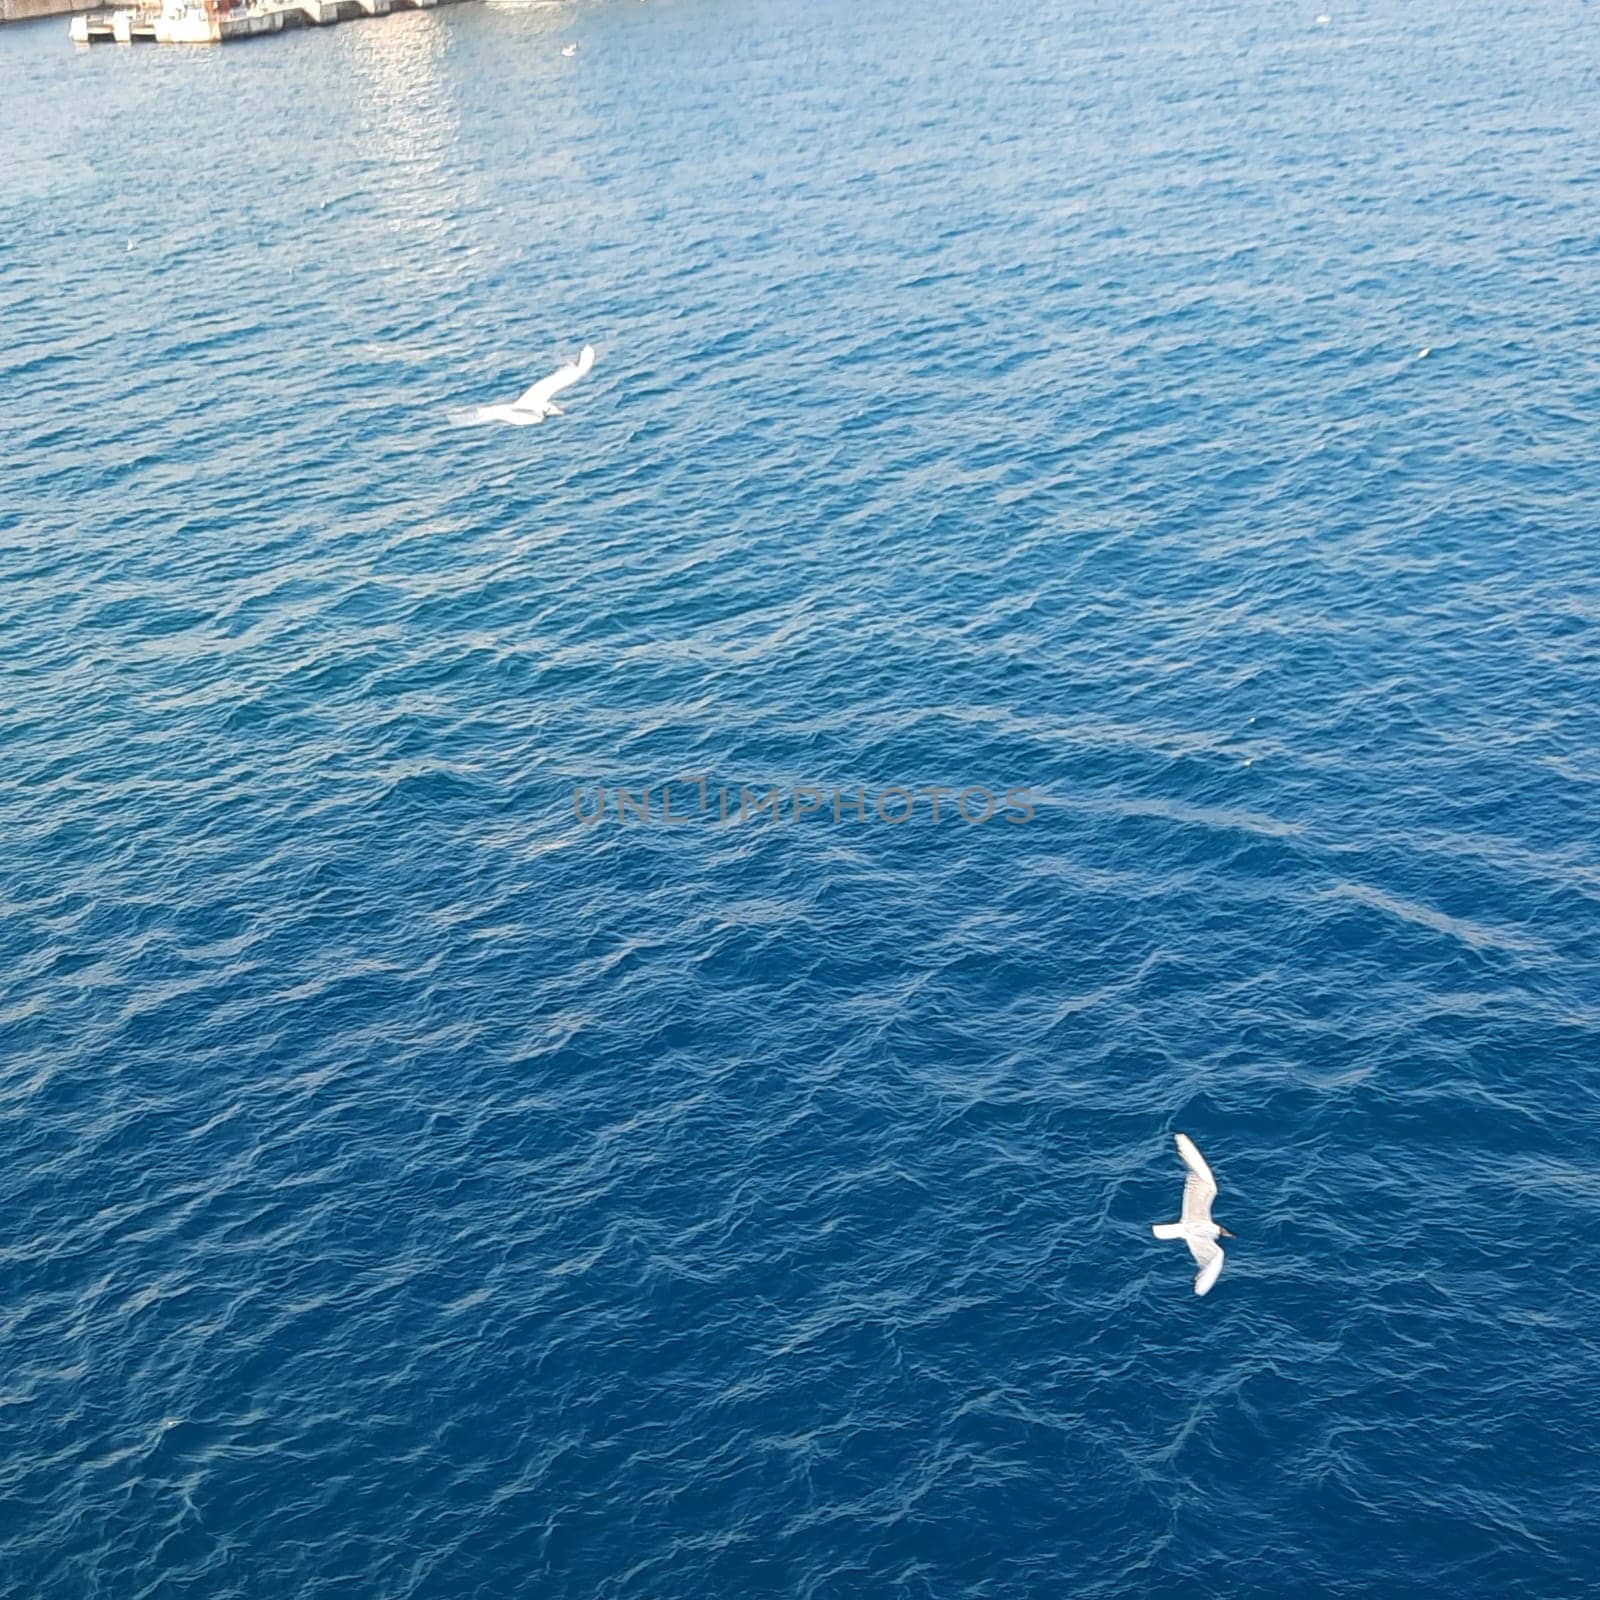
[65,0,471,43]
[2,0,99,23]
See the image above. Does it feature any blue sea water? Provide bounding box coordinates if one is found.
[3,0,1599,1593]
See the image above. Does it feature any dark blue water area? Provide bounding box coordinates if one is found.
[2,0,1599,1594]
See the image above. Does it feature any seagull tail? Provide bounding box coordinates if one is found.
[1151,1223,1185,1241]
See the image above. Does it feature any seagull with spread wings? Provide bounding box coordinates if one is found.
[1152,1133,1234,1296]
[451,344,596,427]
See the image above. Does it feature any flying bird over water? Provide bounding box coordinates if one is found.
[451,345,596,427]
[1152,1133,1233,1296]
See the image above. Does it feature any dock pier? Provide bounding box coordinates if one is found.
[69,0,470,46]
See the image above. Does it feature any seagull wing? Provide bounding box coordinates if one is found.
[1174,1133,1217,1225]
[513,344,596,412]
[1187,1235,1225,1296]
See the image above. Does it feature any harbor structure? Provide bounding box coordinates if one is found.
[68,0,469,44]
[1,0,98,22]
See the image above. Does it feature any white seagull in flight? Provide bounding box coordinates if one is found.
[452,345,596,427]
[1152,1133,1233,1295]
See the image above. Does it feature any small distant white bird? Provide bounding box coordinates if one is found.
[451,345,596,428]
[561,42,578,55]
[1152,1133,1234,1296]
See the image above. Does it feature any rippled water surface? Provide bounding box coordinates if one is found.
[3,1,1599,1594]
